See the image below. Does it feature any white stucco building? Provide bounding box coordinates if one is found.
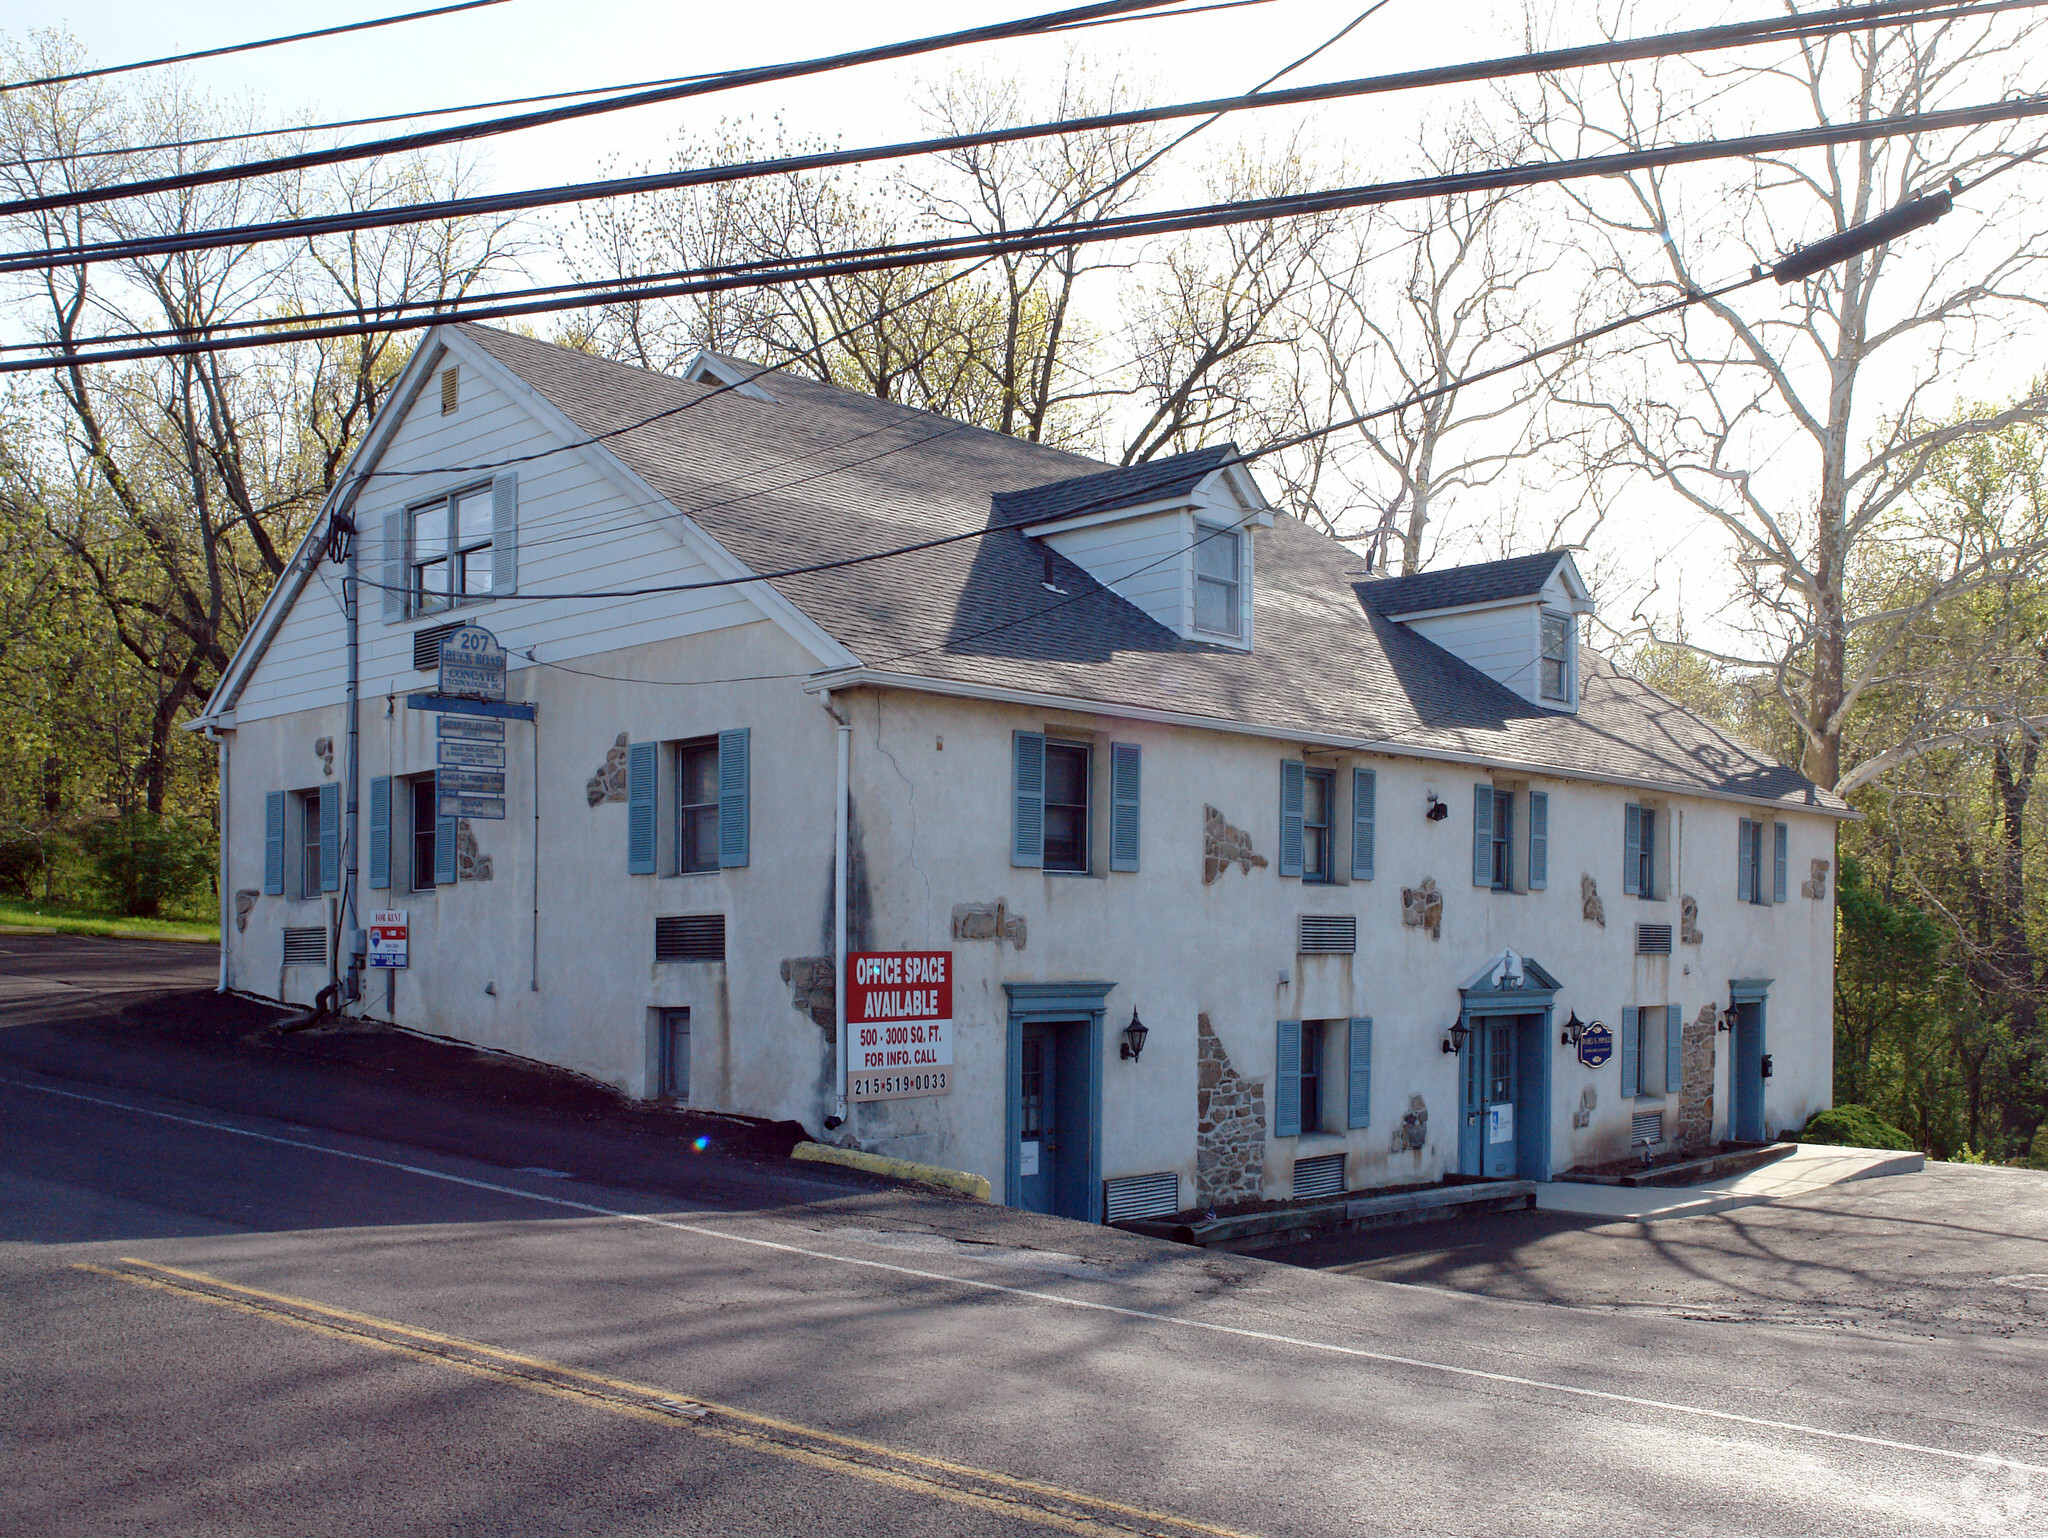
[195,324,1848,1223]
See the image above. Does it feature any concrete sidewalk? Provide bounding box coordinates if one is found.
[1536,1142,1926,1220]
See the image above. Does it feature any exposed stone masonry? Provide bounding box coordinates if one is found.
[780,956,835,1034]
[1401,878,1442,940]
[1196,1013,1266,1204]
[1674,1004,1717,1152]
[1680,895,1703,946]
[312,736,335,777]
[1203,805,1267,884]
[1581,873,1605,927]
[1802,859,1831,900]
[455,820,493,881]
[587,732,630,806]
[951,899,1026,950]
[1390,1094,1428,1154]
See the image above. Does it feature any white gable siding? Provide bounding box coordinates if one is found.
[1405,604,1540,702]
[235,564,350,719]
[1044,510,1188,636]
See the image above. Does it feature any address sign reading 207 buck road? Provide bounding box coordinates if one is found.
[846,951,953,1102]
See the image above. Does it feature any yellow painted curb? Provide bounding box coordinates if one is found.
[792,1142,992,1201]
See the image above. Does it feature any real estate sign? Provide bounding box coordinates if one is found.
[846,950,953,1102]
[368,910,408,970]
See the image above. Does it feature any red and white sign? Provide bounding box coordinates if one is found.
[846,950,953,1101]
[368,910,409,970]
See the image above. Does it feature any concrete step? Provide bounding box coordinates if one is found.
[1116,1180,1537,1254]
[1552,1142,1798,1188]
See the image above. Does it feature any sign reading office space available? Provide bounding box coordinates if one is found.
[846,950,953,1102]
[368,910,408,970]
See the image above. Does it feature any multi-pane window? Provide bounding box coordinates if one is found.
[410,485,493,616]
[1302,767,1334,882]
[411,775,438,891]
[676,739,720,874]
[1738,817,1766,904]
[1299,1021,1325,1133]
[297,790,322,899]
[1490,789,1514,890]
[1540,611,1572,702]
[1043,742,1090,872]
[1634,806,1657,898]
[1193,524,1242,638]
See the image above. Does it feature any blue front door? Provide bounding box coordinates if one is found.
[1459,1018,1520,1177]
[1018,1026,1056,1213]
[1732,1001,1766,1142]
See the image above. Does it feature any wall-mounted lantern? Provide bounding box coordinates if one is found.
[1120,1010,1149,1062]
[1560,1011,1586,1047]
[1717,1005,1739,1033]
[1425,793,1450,822]
[1442,1019,1470,1055]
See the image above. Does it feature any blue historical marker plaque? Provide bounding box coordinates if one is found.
[1577,1021,1614,1069]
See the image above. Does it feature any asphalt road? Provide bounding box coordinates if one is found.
[3,936,2045,1537]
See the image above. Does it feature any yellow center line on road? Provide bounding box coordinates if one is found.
[77,1258,1263,1538]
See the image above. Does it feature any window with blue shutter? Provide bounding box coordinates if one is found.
[433,813,459,886]
[491,471,518,596]
[263,791,285,895]
[1109,742,1141,872]
[1471,784,1494,886]
[1274,1020,1303,1138]
[1346,1017,1373,1128]
[627,741,658,875]
[1773,821,1788,904]
[1665,1002,1683,1094]
[1737,818,1757,903]
[1528,790,1548,890]
[1278,760,1305,878]
[368,776,391,890]
[1623,803,1642,896]
[381,510,405,623]
[1011,730,1045,868]
[318,782,341,893]
[1350,767,1376,881]
[1619,1005,1639,1098]
[718,728,750,868]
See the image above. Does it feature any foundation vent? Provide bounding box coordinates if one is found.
[655,913,725,964]
[1292,1151,1347,1199]
[1104,1171,1180,1223]
[412,621,463,671]
[1635,923,1673,955]
[1297,914,1357,955]
[281,926,327,966]
[1631,1110,1665,1146]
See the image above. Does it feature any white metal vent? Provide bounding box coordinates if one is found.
[412,621,463,671]
[1635,923,1673,955]
[1298,914,1357,955]
[281,926,327,966]
[1293,1151,1347,1199]
[655,914,725,963]
[1104,1171,1180,1223]
[1631,1110,1664,1146]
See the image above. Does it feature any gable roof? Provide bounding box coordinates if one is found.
[1361,549,1574,616]
[991,444,1242,527]
[453,324,1846,815]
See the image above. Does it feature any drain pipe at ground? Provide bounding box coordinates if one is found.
[820,693,851,1130]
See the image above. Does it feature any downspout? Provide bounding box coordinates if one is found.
[340,507,362,1009]
[821,692,851,1129]
[206,725,229,993]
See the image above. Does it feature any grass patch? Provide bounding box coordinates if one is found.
[0,898,218,944]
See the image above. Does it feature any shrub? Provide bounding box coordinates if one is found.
[0,836,44,899]
[1798,1105,1918,1152]
[80,812,215,918]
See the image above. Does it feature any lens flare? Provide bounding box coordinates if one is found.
[692,1135,710,1152]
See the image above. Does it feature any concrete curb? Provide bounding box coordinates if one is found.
[1552,1142,1797,1188]
[1118,1180,1537,1254]
[791,1142,992,1201]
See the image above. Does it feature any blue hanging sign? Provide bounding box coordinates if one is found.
[1577,1021,1614,1069]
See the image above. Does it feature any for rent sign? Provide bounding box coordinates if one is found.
[846,951,953,1102]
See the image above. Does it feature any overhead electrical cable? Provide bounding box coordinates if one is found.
[0,1,513,93]
[0,0,1200,219]
[13,93,2046,377]
[10,0,2033,267]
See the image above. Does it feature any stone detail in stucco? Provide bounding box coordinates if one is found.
[587,732,630,806]
[1401,878,1442,940]
[1202,805,1268,885]
[234,889,258,932]
[313,736,335,776]
[1572,1085,1596,1130]
[1196,1013,1266,1204]
[1390,1094,1428,1154]
[951,899,1026,950]
[1581,873,1605,928]
[455,820,493,881]
[1675,1005,1718,1152]
[780,955,835,1034]
[1802,859,1831,900]
[1680,895,1703,946]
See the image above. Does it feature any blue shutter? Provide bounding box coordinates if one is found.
[1528,790,1548,890]
[1346,1017,1373,1129]
[1738,818,1755,903]
[434,813,458,886]
[382,509,405,622]
[1350,767,1376,881]
[1472,784,1493,886]
[1620,1006,1639,1099]
[1011,730,1045,868]
[491,471,518,596]
[368,776,391,891]
[318,782,341,893]
[626,741,657,875]
[1108,741,1141,872]
[1665,1002,1683,1094]
[1274,1020,1303,1138]
[1773,821,1788,904]
[1278,760,1305,878]
[718,727,750,868]
[1623,803,1642,896]
[263,791,285,894]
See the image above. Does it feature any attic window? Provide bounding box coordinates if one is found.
[1194,523,1242,637]
[440,366,459,415]
[1540,611,1574,702]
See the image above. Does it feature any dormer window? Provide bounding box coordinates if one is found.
[1540,610,1574,703]
[1194,523,1243,638]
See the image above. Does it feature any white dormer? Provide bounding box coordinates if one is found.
[1369,551,1595,711]
[681,349,779,403]
[1007,449,1274,650]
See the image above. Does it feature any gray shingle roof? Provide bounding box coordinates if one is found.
[991,444,1240,527]
[462,324,1842,813]
[1360,550,1569,615]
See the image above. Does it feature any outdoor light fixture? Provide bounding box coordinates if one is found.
[1560,1011,1585,1047]
[1425,793,1450,821]
[1120,1010,1149,1062]
[1442,1019,1470,1055]
[1718,1006,1739,1033]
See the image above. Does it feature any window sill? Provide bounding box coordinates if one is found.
[1043,868,1095,879]
[1291,1131,1349,1154]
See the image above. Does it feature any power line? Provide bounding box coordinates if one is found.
[13,0,2033,270]
[12,93,2046,377]
[0,0,1198,220]
[0,1,512,94]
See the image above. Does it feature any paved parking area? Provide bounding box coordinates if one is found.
[1264,1161,2048,1339]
